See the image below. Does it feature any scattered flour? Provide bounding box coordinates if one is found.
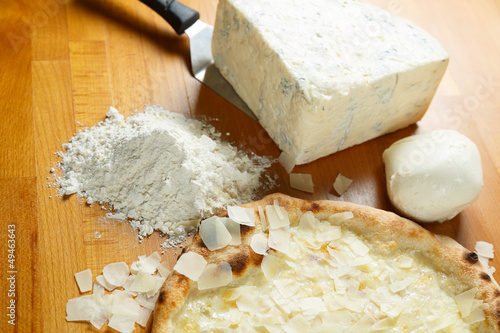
[58,106,273,245]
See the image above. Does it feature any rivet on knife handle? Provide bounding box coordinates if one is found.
[139,0,200,35]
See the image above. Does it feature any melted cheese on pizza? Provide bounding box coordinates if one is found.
[171,211,488,332]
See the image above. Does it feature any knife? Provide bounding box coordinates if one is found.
[138,0,256,120]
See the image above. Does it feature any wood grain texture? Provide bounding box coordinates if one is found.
[0,0,499,331]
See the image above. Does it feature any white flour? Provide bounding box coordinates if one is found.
[58,106,272,245]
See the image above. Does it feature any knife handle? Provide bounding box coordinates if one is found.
[139,0,200,35]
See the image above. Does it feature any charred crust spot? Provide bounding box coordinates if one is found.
[252,252,264,266]
[465,251,479,264]
[228,251,250,276]
[240,225,254,237]
[311,203,321,211]
[481,272,492,281]
[495,290,500,298]
[158,290,167,304]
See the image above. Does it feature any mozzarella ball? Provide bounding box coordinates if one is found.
[382,130,483,223]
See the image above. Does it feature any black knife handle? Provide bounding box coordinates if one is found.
[139,0,200,35]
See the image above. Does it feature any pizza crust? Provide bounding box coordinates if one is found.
[152,193,500,332]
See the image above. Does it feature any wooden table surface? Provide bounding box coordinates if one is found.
[1,0,500,331]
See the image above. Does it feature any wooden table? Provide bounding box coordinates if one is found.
[1,0,499,331]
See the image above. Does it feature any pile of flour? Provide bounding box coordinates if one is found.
[58,106,272,245]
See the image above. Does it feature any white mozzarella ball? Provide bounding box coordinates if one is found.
[383,130,483,223]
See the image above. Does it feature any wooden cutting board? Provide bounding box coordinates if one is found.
[1,0,499,331]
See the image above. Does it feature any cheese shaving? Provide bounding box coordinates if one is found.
[136,306,153,327]
[352,314,377,330]
[157,261,172,278]
[283,313,309,333]
[278,151,296,174]
[173,252,207,281]
[475,241,494,259]
[108,292,140,333]
[348,238,370,257]
[265,205,290,229]
[102,262,130,287]
[66,252,170,332]
[66,295,98,322]
[258,205,268,231]
[268,227,291,254]
[227,206,255,226]
[454,288,478,317]
[96,275,117,291]
[290,173,314,193]
[197,262,233,290]
[220,217,242,246]
[128,271,159,294]
[466,307,486,324]
[136,292,159,311]
[93,281,105,296]
[250,233,269,255]
[333,173,353,196]
[122,275,136,295]
[261,254,281,280]
[75,269,93,293]
[396,255,413,268]
[136,252,161,275]
[274,200,284,219]
[199,216,232,251]
[389,277,413,293]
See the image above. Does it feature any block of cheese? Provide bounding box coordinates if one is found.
[212,0,449,164]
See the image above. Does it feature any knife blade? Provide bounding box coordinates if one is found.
[138,0,256,120]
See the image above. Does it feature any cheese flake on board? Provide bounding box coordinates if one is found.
[475,241,494,259]
[108,294,140,333]
[290,173,314,193]
[128,271,158,294]
[136,306,153,327]
[66,296,98,322]
[92,281,105,296]
[333,173,353,196]
[75,269,93,293]
[278,151,296,174]
[96,275,117,291]
[102,262,130,287]
[137,252,161,274]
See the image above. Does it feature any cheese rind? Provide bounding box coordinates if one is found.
[213,0,449,164]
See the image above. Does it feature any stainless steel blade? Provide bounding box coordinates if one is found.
[185,21,256,120]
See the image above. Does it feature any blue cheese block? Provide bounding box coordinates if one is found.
[212,0,449,164]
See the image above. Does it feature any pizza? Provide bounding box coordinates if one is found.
[152,193,500,332]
